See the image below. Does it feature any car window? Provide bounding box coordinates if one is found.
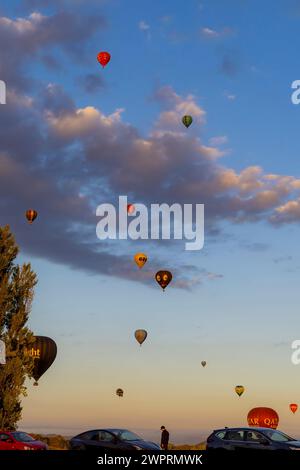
[99,432,115,442]
[79,431,95,440]
[263,430,294,442]
[224,430,244,441]
[215,431,226,439]
[0,434,11,441]
[11,432,34,442]
[245,431,266,442]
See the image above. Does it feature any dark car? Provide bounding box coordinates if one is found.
[206,427,300,451]
[69,428,160,451]
[0,431,48,450]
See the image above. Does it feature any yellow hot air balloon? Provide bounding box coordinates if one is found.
[134,253,148,269]
[235,385,245,397]
[135,329,148,346]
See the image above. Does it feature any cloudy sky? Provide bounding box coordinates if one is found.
[1,0,300,443]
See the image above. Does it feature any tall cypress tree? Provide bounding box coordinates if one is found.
[0,225,37,429]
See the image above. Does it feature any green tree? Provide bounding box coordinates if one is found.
[0,225,37,429]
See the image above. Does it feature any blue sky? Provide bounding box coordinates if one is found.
[1,0,300,443]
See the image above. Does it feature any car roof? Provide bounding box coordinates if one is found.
[74,428,131,436]
[214,427,276,432]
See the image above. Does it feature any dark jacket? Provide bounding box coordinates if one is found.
[161,429,169,449]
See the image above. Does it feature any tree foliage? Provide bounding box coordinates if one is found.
[0,225,37,429]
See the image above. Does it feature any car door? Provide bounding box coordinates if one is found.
[223,430,246,450]
[98,431,120,451]
[245,431,273,450]
[0,433,14,450]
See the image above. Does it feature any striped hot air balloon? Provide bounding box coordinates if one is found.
[182,115,193,128]
[26,209,38,224]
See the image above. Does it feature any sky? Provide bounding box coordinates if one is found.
[1,0,300,444]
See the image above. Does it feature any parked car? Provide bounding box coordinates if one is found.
[0,431,48,450]
[70,428,160,451]
[206,427,300,451]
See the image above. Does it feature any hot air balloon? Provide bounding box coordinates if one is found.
[134,253,147,269]
[97,51,111,68]
[290,404,298,414]
[26,209,37,224]
[155,270,172,291]
[127,204,135,214]
[26,336,57,386]
[182,115,193,128]
[135,329,147,346]
[247,407,279,429]
[235,385,245,397]
[201,361,206,367]
[116,388,124,397]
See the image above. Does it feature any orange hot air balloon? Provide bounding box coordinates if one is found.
[290,404,298,414]
[247,407,279,429]
[26,209,38,224]
[127,204,135,214]
[97,51,111,68]
[134,253,147,269]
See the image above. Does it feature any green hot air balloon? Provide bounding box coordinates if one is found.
[135,329,148,346]
[182,115,193,128]
[26,336,57,386]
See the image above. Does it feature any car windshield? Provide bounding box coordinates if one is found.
[115,430,142,441]
[263,430,294,442]
[11,432,35,442]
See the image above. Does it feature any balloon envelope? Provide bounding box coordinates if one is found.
[127,204,135,214]
[201,361,206,367]
[26,336,57,385]
[290,403,298,414]
[97,51,111,68]
[134,329,147,346]
[155,270,172,291]
[182,115,193,128]
[26,209,37,224]
[247,407,279,429]
[235,385,245,397]
[116,388,124,397]
[134,253,147,269]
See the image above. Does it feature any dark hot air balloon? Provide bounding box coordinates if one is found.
[201,361,206,367]
[116,388,124,397]
[26,336,57,386]
[134,329,147,346]
[247,407,279,429]
[26,210,37,224]
[182,115,193,128]
[97,51,111,68]
[155,270,172,291]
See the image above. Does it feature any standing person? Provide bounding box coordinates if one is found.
[160,426,169,450]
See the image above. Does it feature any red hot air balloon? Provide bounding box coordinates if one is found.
[127,204,135,214]
[247,407,279,429]
[290,403,298,414]
[97,51,111,68]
